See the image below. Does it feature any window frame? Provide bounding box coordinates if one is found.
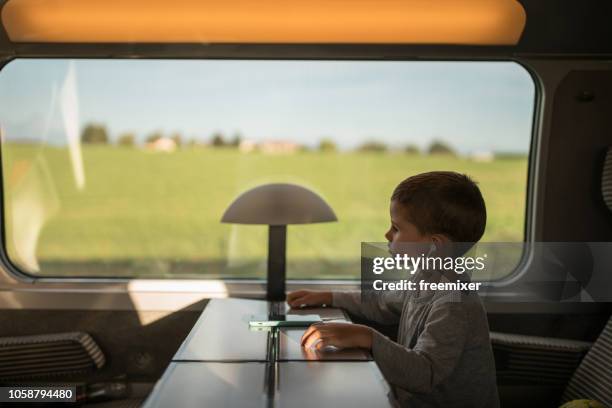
[0,55,541,289]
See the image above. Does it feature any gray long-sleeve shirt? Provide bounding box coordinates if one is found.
[332,270,500,408]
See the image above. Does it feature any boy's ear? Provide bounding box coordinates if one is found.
[430,234,450,246]
[430,234,453,255]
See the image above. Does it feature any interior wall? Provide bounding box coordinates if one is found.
[542,70,612,241]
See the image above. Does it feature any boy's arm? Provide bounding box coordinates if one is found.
[370,300,468,393]
[332,290,403,325]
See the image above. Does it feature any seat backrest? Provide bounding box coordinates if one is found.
[0,331,105,381]
[561,316,612,406]
[562,149,612,404]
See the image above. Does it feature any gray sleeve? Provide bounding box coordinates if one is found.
[371,301,468,393]
[332,290,403,325]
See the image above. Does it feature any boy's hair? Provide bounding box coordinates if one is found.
[391,171,487,245]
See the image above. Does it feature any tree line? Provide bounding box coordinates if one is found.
[318,138,455,155]
[80,123,456,155]
[80,123,241,148]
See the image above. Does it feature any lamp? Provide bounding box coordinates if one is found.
[221,183,337,301]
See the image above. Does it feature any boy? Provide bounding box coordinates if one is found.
[287,171,499,408]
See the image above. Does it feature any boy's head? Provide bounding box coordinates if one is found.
[385,171,486,255]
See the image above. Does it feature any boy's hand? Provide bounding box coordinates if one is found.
[301,323,373,350]
[286,290,332,308]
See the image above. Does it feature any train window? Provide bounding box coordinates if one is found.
[0,59,535,280]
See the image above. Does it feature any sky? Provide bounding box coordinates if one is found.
[0,59,535,153]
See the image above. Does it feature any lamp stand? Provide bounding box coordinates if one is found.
[267,225,286,301]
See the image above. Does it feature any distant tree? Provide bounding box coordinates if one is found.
[170,132,183,147]
[145,132,163,144]
[357,140,388,153]
[428,140,456,156]
[81,123,109,144]
[211,132,226,147]
[318,138,338,153]
[117,132,136,147]
[404,144,420,155]
[229,132,242,148]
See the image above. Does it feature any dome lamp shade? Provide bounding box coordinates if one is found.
[221,183,337,225]
[221,183,337,301]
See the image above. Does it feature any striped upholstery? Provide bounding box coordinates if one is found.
[491,332,591,385]
[602,148,612,210]
[0,332,105,380]
[562,316,612,406]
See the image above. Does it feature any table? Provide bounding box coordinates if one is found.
[143,298,394,407]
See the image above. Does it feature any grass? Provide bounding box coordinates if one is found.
[2,145,528,279]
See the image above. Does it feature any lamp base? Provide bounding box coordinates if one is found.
[267,225,287,301]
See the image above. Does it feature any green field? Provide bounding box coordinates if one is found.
[2,145,528,279]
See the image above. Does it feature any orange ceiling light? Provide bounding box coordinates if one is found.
[1,0,526,45]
